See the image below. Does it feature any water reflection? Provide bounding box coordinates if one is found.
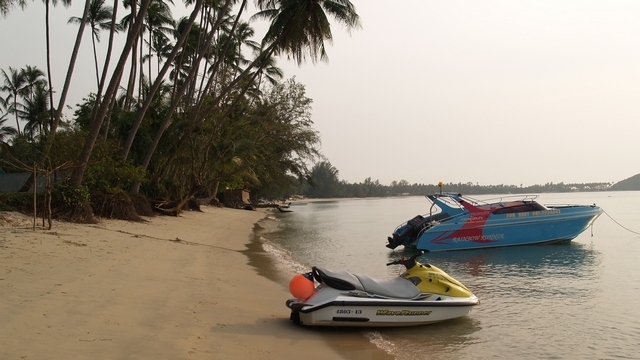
[391,242,601,279]
[366,316,483,360]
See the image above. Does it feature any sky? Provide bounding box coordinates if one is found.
[1,0,639,186]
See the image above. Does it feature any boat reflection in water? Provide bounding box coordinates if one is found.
[395,241,601,280]
[375,242,601,357]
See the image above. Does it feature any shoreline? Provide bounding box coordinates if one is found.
[0,207,392,359]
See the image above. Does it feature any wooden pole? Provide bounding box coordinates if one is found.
[33,163,36,231]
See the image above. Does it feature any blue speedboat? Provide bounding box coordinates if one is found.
[387,193,602,252]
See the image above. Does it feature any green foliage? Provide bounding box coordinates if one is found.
[83,139,146,194]
[53,182,90,208]
[305,161,341,198]
[0,192,37,211]
[72,94,97,131]
[300,168,615,198]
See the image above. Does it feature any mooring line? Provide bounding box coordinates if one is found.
[602,209,640,236]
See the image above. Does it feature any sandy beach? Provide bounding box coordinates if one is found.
[0,207,392,359]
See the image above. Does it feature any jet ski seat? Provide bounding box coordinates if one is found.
[354,274,421,299]
[312,267,421,299]
[312,267,364,291]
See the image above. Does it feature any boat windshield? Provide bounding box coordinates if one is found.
[492,202,548,214]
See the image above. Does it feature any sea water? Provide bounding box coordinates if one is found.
[256,192,640,359]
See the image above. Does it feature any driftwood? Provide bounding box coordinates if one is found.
[149,197,202,216]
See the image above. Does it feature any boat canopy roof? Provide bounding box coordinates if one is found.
[427,192,548,215]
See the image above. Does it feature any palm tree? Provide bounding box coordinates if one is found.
[70,0,153,187]
[0,0,27,17]
[255,0,360,64]
[19,82,51,139]
[43,0,72,130]
[0,97,17,144]
[18,65,48,136]
[20,65,47,104]
[199,0,360,120]
[0,113,18,144]
[120,0,209,161]
[68,0,116,88]
[126,0,237,194]
[0,67,25,135]
[143,0,174,83]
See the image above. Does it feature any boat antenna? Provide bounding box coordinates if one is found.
[438,181,443,194]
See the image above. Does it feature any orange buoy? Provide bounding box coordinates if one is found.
[289,273,315,300]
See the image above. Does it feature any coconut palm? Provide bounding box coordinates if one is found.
[0,0,27,16]
[68,0,116,87]
[119,0,215,161]
[0,113,18,144]
[19,82,51,139]
[199,0,360,119]
[70,0,153,187]
[43,0,72,127]
[18,65,49,137]
[19,66,47,106]
[255,0,360,64]
[143,0,175,83]
[0,67,25,136]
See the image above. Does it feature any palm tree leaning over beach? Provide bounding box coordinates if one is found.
[198,0,361,120]
[125,0,361,197]
[68,0,116,88]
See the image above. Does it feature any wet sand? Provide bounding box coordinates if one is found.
[0,207,392,359]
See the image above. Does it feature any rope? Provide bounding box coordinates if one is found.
[603,209,640,236]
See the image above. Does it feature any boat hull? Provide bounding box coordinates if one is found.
[411,205,602,252]
[287,295,478,327]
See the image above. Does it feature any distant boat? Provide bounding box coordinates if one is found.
[276,205,293,213]
[387,192,602,252]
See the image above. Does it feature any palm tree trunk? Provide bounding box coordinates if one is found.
[71,0,152,187]
[18,0,91,192]
[193,0,246,115]
[129,6,226,194]
[44,0,55,136]
[98,0,119,140]
[120,0,206,160]
[91,32,100,88]
[124,0,137,110]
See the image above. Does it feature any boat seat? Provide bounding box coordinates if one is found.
[354,274,421,299]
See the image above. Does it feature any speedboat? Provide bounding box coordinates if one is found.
[387,192,603,252]
[286,253,478,327]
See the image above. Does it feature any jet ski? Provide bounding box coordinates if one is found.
[285,253,479,327]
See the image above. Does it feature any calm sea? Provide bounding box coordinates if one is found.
[256,191,640,359]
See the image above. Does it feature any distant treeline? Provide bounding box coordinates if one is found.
[293,162,638,199]
[306,180,613,199]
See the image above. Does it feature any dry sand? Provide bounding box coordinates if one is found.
[0,207,392,359]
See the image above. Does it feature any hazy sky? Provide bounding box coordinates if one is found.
[1,1,639,186]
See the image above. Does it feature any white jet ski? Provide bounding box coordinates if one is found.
[286,253,479,327]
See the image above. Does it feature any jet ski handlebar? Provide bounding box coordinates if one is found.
[386,251,425,268]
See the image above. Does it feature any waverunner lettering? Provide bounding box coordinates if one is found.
[376,310,433,316]
[452,234,504,243]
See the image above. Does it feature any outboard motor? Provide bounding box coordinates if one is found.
[387,215,431,249]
